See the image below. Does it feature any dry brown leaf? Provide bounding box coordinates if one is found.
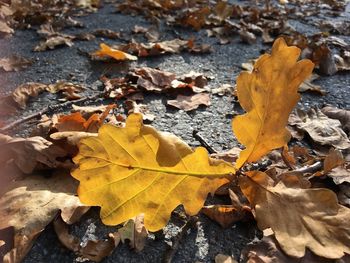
[11,82,84,109]
[0,134,67,174]
[0,171,88,263]
[289,108,350,150]
[118,214,148,252]
[133,67,176,92]
[324,148,345,174]
[92,29,121,39]
[239,171,350,259]
[338,184,350,207]
[239,29,256,44]
[54,216,119,262]
[321,106,350,135]
[299,74,326,95]
[211,84,235,96]
[0,20,13,35]
[215,254,237,263]
[0,55,32,72]
[172,71,211,93]
[34,36,74,51]
[240,235,346,263]
[56,105,115,133]
[12,83,47,109]
[201,205,248,228]
[72,104,111,118]
[327,164,350,185]
[167,93,210,111]
[125,100,155,122]
[46,81,85,101]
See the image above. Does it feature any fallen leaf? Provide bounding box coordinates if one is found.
[118,214,148,252]
[46,81,85,101]
[92,29,121,39]
[72,113,235,231]
[211,84,235,96]
[34,36,74,51]
[0,171,88,263]
[12,82,48,109]
[299,74,326,95]
[0,20,13,35]
[232,38,314,169]
[324,148,345,174]
[239,171,350,259]
[215,253,237,263]
[327,162,350,185]
[93,43,137,61]
[72,104,112,118]
[201,205,248,228]
[125,100,155,122]
[321,106,350,135]
[167,93,211,111]
[0,134,67,174]
[132,67,176,92]
[338,184,350,207]
[241,235,344,263]
[56,104,115,133]
[54,215,119,262]
[0,55,32,72]
[239,29,256,44]
[289,108,350,150]
[11,82,84,109]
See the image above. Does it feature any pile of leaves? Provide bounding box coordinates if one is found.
[1,37,350,263]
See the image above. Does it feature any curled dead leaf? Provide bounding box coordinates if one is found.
[239,171,350,259]
[0,171,89,263]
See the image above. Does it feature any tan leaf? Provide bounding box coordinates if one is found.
[0,134,67,174]
[118,214,148,252]
[167,93,211,111]
[125,99,155,122]
[0,55,32,72]
[215,254,237,263]
[12,82,47,109]
[324,148,345,174]
[289,108,350,150]
[0,171,88,263]
[53,216,119,262]
[34,36,74,51]
[299,74,326,95]
[239,171,350,259]
[0,20,13,35]
[132,67,176,92]
[321,106,350,135]
[201,205,248,228]
[241,235,347,263]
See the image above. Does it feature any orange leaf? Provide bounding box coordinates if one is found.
[232,38,314,169]
[93,43,138,61]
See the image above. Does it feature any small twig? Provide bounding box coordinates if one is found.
[294,161,323,174]
[192,130,217,154]
[162,216,198,263]
[0,93,103,133]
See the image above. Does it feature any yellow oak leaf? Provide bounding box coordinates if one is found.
[72,113,235,231]
[232,38,314,169]
[93,43,137,61]
[239,171,350,259]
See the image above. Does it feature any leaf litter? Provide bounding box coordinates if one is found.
[1,0,350,262]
